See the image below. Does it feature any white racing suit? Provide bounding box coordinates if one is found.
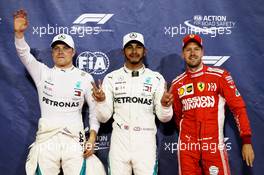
[15,37,102,175]
[96,66,173,175]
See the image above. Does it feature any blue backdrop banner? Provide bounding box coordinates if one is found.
[0,1,263,174]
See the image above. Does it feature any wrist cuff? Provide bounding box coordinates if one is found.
[241,135,252,144]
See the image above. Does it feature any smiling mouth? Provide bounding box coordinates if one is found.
[189,56,198,60]
[129,55,140,59]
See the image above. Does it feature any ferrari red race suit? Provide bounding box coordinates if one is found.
[170,64,252,175]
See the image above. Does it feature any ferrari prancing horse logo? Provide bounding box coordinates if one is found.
[197,82,205,92]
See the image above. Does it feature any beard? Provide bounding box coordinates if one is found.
[125,55,145,65]
[186,57,202,68]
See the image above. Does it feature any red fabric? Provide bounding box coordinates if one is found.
[171,65,252,175]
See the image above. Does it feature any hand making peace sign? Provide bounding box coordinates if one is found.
[91,80,106,102]
[160,82,174,107]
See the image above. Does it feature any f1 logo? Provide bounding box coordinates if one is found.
[73,14,114,24]
[202,56,230,66]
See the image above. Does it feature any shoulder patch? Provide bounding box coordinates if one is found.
[172,72,186,84]
[207,67,224,74]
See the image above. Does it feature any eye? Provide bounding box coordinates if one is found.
[63,46,71,50]
[185,48,191,52]
[52,47,60,52]
[126,45,133,49]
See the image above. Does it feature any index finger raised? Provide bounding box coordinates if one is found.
[98,79,102,89]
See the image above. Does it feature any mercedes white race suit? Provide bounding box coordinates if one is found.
[96,65,173,175]
[15,37,100,175]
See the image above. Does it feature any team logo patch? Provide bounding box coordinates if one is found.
[235,89,241,97]
[197,82,205,92]
[189,34,195,38]
[178,87,185,96]
[182,96,215,111]
[144,77,152,84]
[143,77,153,92]
[74,81,82,96]
[75,81,81,88]
[129,32,138,39]
[58,34,66,40]
[186,84,193,93]
[208,83,217,91]
[74,90,81,96]
[209,165,219,175]
[143,85,152,92]
[178,83,194,98]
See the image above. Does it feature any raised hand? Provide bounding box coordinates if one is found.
[91,80,105,102]
[13,9,28,38]
[161,82,173,107]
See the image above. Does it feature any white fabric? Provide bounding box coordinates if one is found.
[51,33,75,48]
[86,155,106,175]
[26,118,85,175]
[15,36,101,174]
[26,119,106,175]
[96,65,172,174]
[123,32,144,47]
[15,37,99,132]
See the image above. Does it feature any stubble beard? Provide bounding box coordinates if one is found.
[187,56,202,68]
[126,55,144,65]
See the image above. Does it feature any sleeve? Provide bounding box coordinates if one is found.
[171,83,183,129]
[95,74,114,123]
[154,74,173,123]
[15,37,43,86]
[219,70,252,144]
[85,74,100,133]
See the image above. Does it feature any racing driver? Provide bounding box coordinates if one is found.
[92,32,173,175]
[14,9,101,175]
[170,34,255,175]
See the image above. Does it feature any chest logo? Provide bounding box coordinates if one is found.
[143,77,153,92]
[178,83,194,98]
[74,81,82,96]
[207,83,217,91]
[197,82,205,92]
[178,87,185,96]
[75,81,81,88]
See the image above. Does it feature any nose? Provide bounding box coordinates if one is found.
[57,48,64,54]
[190,49,196,56]
[131,47,137,53]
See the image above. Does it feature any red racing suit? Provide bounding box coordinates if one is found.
[170,65,252,175]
